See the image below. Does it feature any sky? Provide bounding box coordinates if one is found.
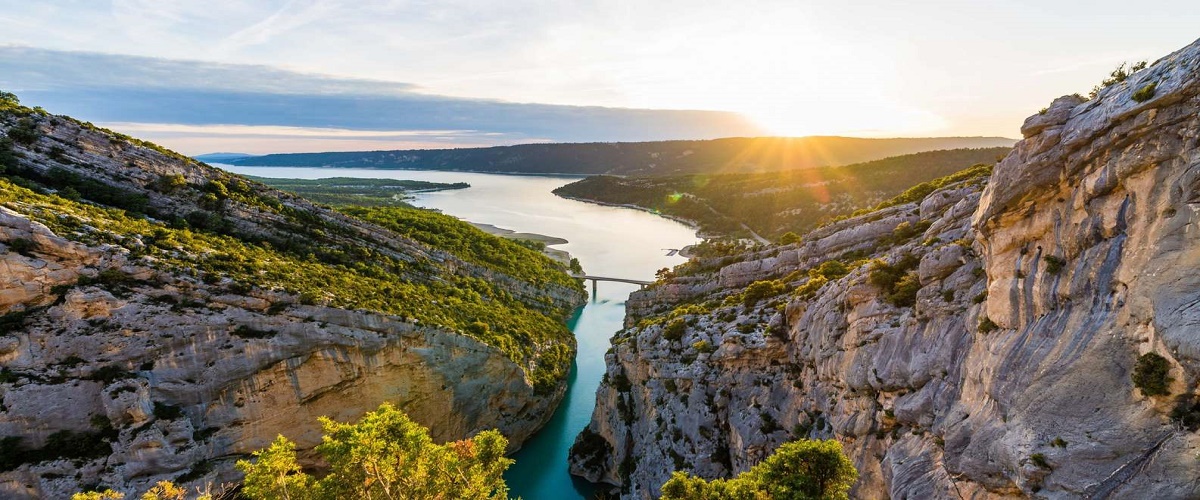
[0,1,1197,154]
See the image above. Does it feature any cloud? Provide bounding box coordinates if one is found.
[216,0,348,54]
[96,122,527,154]
[0,46,418,95]
[0,47,761,153]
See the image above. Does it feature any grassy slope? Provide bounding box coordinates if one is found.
[0,96,582,392]
[553,147,1009,239]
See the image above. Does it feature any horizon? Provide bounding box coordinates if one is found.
[1,2,1197,154]
[196,134,1018,158]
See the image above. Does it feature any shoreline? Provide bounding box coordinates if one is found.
[553,193,702,232]
[554,194,704,258]
[469,222,574,266]
[225,164,592,179]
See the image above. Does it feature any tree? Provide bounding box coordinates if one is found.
[238,436,315,500]
[1132,352,1172,397]
[661,439,857,500]
[238,403,514,500]
[0,91,17,106]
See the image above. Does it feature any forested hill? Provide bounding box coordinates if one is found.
[225,136,1015,175]
[553,147,1010,239]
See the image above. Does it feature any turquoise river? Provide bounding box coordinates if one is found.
[220,166,700,499]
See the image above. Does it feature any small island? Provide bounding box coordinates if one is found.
[245,176,469,206]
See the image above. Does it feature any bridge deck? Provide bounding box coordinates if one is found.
[574,275,654,286]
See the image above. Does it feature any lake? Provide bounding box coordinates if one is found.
[219,166,700,499]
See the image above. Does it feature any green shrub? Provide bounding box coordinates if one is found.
[661,439,857,500]
[742,280,788,307]
[154,174,188,193]
[868,254,921,308]
[663,318,687,342]
[979,316,998,333]
[1043,255,1066,275]
[778,232,802,245]
[1132,352,1171,397]
[1132,82,1157,103]
[1029,453,1051,470]
[811,260,850,281]
[886,220,932,245]
[1090,61,1147,99]
[887,273,921,308]
[6,118,39,145]
[204,180,230,199]
[793,275,829,300]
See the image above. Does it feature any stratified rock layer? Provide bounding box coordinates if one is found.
[572,38,1200,499]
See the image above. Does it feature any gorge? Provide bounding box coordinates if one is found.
[569,37,1200,498]
[2,33,1200,500]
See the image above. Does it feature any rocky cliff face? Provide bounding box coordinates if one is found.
[0,105,585,498]
[571,39,1200,499]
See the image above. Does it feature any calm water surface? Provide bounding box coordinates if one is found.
[221,166,699,499]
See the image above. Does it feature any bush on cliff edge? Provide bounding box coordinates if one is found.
[660,438,857,500]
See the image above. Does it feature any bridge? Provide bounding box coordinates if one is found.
[572,274,654,296]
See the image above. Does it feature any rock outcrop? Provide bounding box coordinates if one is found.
[0,103,585,497]
[572,38,1200,498]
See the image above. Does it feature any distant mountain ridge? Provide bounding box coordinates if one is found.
[193,152,256,163]
[223,136,1016,176]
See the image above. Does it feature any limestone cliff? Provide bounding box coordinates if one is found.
[0,102,585,498]
[571,39,1200,498]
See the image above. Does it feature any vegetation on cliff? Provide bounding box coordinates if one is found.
[0,92,583,392]
[238,403,512,500]
[660,439,857,500]
[72,404,512,500]
[552,148,1008,238]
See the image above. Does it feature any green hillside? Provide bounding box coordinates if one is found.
[553,147,1009,239]
[0,93,584,392]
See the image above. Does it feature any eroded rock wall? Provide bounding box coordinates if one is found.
[0,209,568,499]
[572,38,1200,499]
